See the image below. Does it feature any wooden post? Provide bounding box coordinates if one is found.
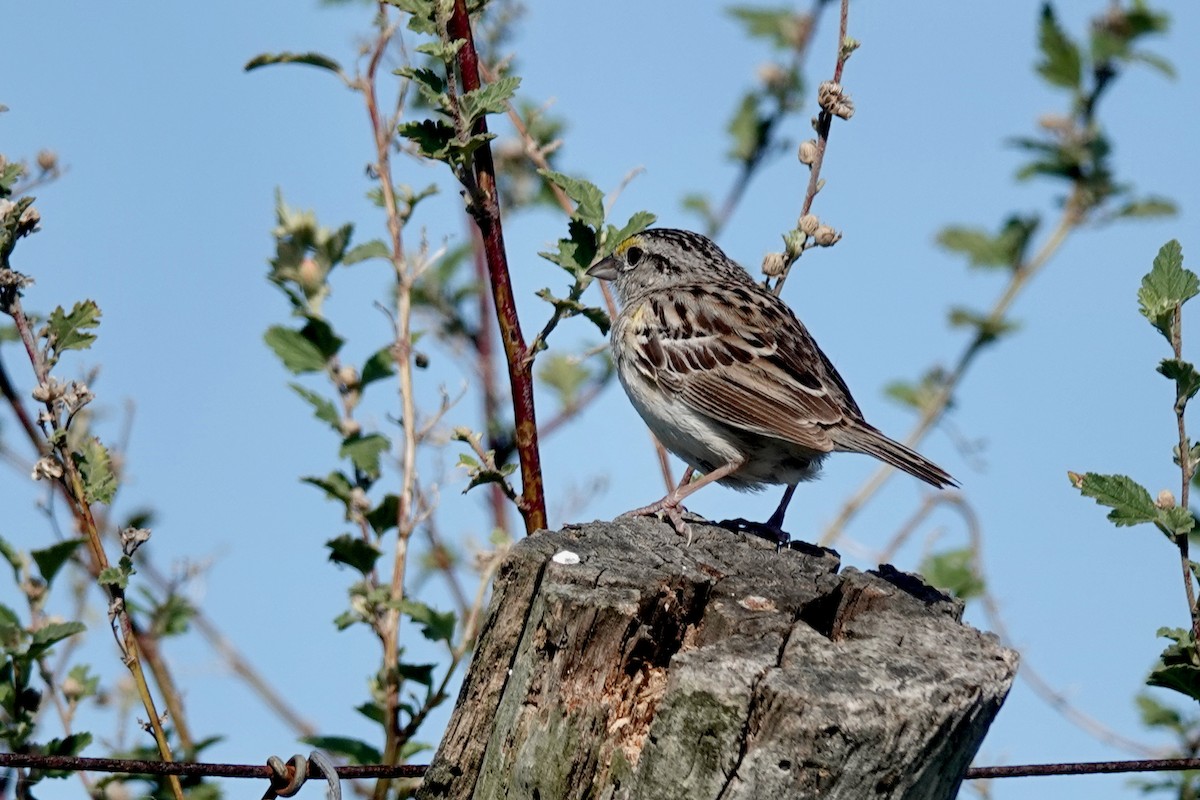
[419,518,1017,799]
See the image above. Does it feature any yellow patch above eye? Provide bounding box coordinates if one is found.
[613,236,644,259]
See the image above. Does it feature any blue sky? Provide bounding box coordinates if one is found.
[5,2,1200,798]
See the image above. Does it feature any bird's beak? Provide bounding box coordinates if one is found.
[586,257,619,281]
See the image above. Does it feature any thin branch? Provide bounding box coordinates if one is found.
[819,195,1082,546]
[448,0,547,533]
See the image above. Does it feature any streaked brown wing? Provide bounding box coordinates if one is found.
[627,284,862,451]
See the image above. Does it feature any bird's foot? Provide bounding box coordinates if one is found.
[620,495,694,544]
[719,517,791,551]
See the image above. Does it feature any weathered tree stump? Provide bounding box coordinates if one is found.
[418,518,1017,800]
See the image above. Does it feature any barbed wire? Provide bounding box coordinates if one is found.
[5,751,1200,787]
[0,752,425,780]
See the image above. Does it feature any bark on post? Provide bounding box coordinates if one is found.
[418,518,1017,800]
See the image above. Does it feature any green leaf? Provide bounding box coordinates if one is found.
[539,218,600,277]
[1160,505,1196,537]
[400,600,456,644]
[538,353,591,409]
[534,288,610,336]
[1111,196,1177,219]
[361,347,396,388]
[1036,4,1082,89]
[27,621,84,659]
[98,556,134,590]
[947,307,1019,347]
[340,433,390,478]
[397,65,450,109]
[727,6,799,49]
[1148,627,1200,703]
[1138,240,1196,340]
[397,661,436,688]
[604,211,658,258]
[244,52,344,74]
[302,471,355,504]
[415,38,466,62]
[265,325,328,373]
[301,735,381,766]
[919,548,984,601]
[387,0,437,34]
[458,76,521,126]
[1159,359,1200,408]
[726,91,766,163]
[936,215,1038,269]
[1071,472,1158,527]
[399,119,458,161]
[31,539,83,584]
[364,494,400,534]
[326,534,382,575]
[538,170,605,230]
[344,239,391,266]
[44,301,101,354]
[289,383,340,429]
[1134,693,1184,731]
[75,437,117,505]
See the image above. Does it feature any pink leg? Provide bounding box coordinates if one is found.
[623,461,743,540]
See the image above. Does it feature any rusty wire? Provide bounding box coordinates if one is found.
[0,752,426,780]
[5,751,1200,784]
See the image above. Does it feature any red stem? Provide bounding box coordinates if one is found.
[447,0,547,533]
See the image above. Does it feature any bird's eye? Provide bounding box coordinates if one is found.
[625,246,644,267]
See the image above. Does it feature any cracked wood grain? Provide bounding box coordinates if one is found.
[417,518,1017,800]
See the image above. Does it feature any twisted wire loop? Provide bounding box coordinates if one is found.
[262,753,341,800]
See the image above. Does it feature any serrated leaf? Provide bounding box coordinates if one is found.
[1148,628,1200,703]
[459,75,521,126]
[538,171,605,230]
[340,433,390,478]
[289,383,340,429]
[301,735,381,766]
[75,437,117,505]
[302,471,355,504]
[1036,4,1082,89]
[1159,359,1200,408]
[399,600,455,643]
[399,119,457,161]
[326,534,382,575]
[344,239,391,266]
[539,218,599,277]
[415,37,466,61]
[1073,472,1158,527]
[245,52,343,74]
[604,211,658,258]
[97,557,134,590]
[28,621,85,659]
[397,65,450,109]
[44,301,101,354]
[364,494,399,534]
[1159,505,1196,537]
[1138,240,1196,340]
[361,347,395,388]
[31,539,83,584]
[936,215,1038,269]
[265,325,328,373]
[387,0,438,34]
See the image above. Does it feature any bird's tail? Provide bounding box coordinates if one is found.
[832,423,957,489]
